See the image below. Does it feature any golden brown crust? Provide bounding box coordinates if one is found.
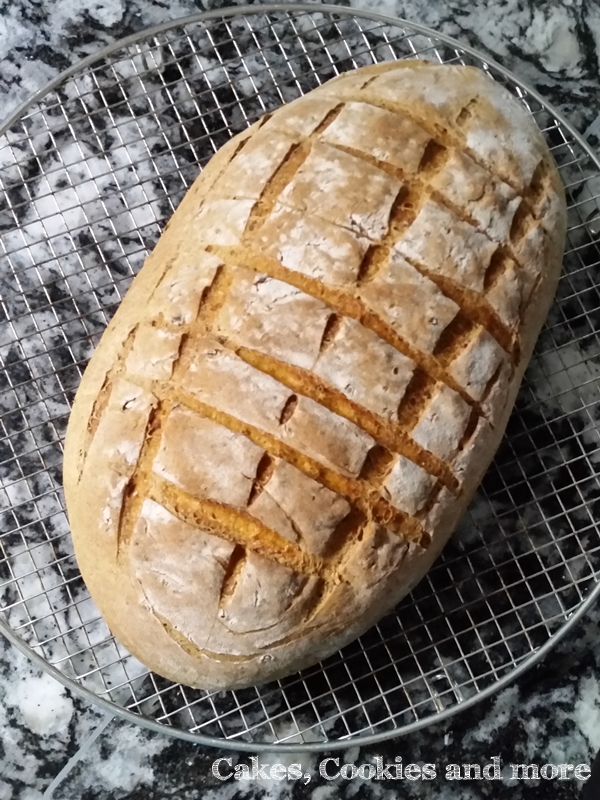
[63,61,566,690]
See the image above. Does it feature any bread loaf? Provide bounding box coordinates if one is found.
[63,61,566,690]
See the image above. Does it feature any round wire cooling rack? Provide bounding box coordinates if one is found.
[1,4,600,752]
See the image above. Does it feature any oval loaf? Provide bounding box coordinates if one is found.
[64,61,566,690]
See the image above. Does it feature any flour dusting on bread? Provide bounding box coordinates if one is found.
[63,61,566,690]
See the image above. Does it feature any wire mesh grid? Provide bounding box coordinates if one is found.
[1,4,600,750]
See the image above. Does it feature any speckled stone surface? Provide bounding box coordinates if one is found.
[1,1,600,799]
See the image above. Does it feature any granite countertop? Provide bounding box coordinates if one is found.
[1,1,600,798]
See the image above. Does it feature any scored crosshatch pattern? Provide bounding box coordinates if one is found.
[1,5,600,749]
[70,44,571,695]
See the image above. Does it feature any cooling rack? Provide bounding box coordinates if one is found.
[1,4,600,751]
